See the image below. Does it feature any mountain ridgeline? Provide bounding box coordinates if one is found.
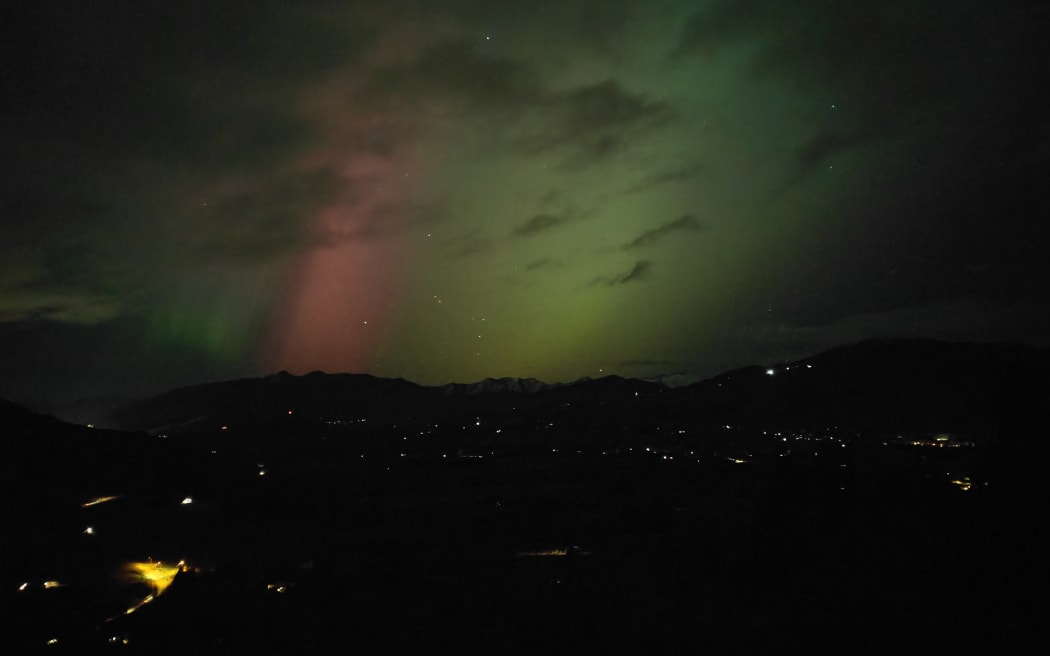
[89,338,1047,447]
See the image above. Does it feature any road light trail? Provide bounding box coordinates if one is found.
[81,495,121,507]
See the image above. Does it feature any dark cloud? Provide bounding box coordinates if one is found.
[185,170,339,261]
[318,200,457,247]
[3,2,353,171]
[0,291,122,326]
[514,79,673,164]
[0,1,370,326]
[537,189,564,208]
[675,1,948,90]
[525,257,564,272]
[622,215,704,250]
[369,40,671,164]
[447,232,494,259]
[591,260,652,287]
[512,214,567,238]
[794,127,875,177]
[623,164,703,195]
[755,124,879,199]
[674,0,1050,215]
[675,1,1048,137]
[675,0,1050,322]
[556,79,672,140]
[367,40,540,113]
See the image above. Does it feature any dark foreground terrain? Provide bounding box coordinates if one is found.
[3,340,1047,653]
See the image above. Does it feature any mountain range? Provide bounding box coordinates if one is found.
[6,338,1042,450]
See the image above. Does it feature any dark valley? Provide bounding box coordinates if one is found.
[4,339,1047,653]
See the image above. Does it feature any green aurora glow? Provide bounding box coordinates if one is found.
[2,1,1047,400]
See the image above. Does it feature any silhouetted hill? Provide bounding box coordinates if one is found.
[659,338,1049,442]
[41,394,133,426]
[98,371,656,434]
[1,395,57,432]
[101,370,432,433]
[1,398,206,508]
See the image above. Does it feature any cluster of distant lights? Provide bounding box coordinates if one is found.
[17,491,204,645]
[244,408,862,466]
[516,546,591,558]
[27,403,984,645]
[19,555,194,645]
[766,363,814,376]
[204,393,974,483]
[892,434,975,449]
[19,464,289,647]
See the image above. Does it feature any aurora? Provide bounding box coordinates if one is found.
[1,1,1047,402]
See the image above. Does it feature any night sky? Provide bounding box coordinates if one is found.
[2,1,1048,402]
